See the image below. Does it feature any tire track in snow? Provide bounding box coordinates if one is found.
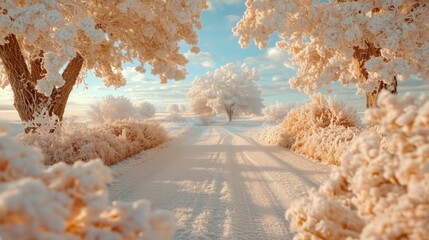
[109,120,331,239]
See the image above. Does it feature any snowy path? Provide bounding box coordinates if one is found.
[109,120,331,240]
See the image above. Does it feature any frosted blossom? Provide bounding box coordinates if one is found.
[263,102,295,123]
[0,129,174,239]
[234,1,429,95]
[0,1,207,122]
[287,91,429,239]
[45,10,63,26]
[79,18,104,44]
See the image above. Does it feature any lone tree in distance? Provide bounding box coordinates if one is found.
[0,1,207,132]
[188,63,263,122]
[233,0,429,108]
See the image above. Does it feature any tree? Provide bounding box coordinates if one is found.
[188,63,263,122]
[179,104,187,113]
[233,1,429,108]
[136,101,156,119]
[0,1,207,132]
[166,103,180,113]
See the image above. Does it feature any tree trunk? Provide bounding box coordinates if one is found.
[0,34,84,132]
[365,77,398,108]
[225,104,234,122]
[353,42,398,109]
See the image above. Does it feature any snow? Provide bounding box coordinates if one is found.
[109,116,331,239]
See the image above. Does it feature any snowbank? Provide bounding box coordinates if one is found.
[0,124,175,239]
[18,120,168,166]
[286,92,429,239]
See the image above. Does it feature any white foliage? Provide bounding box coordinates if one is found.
[179,104,187,113]
[166,104,180,114]
[17,120,168,166]
[263,102,294,123]
[0,1,208,95]
[258,125,293,148]
[272,94,360,164]
[23,107,61,134]
[234,1,429,94]
[136,102,156,119]
[287,91,429,239]
[87,95,135,124]
[0,127,175,239]
[188,63,263,121]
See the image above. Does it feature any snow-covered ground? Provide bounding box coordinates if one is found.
[109,116,331,239]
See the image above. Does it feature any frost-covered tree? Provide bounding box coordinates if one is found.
[179,104,187,113]
[166,104,180,114]
[0,1,207,132]
[136,101,156,119]
[86,95,134,123]
[188,63,263,122]
[234,0,429,108]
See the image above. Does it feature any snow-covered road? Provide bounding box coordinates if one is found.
[109,120,331,239]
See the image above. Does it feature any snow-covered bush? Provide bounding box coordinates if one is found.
[286,92,429,239]
[278,94,360,164]
[136,102,156,119]
[259,125,293,148]
[87,95,135,123]
[197,114,214,125]
[166,104,180,114]
[263,102,294,123]
[292,125,360,165]
[17,120,168,166]
[0,125,175,239]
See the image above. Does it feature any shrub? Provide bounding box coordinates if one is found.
[292,125,360,165]
[166,104,180,113]
[179,104,187,113]
[0,126,175,239]
[286,92,429,239]
[258,125,293,148]
[263,102,294,122]
[197,114,214,125]
[87,95,135,123]
[17,120,168,166]
[136,102,156,118]
[275,94,360,164]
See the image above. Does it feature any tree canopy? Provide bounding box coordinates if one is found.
[188,63,263,121]
[233,0,429,107]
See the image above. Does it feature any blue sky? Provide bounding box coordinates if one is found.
[1,0,428,116]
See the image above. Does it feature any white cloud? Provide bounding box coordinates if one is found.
[243,46,297,83]
[185,51,215,68]
[122,66,155,83]
[225,15,241,26]
[272,75,283,82]
[265,47,296,70]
